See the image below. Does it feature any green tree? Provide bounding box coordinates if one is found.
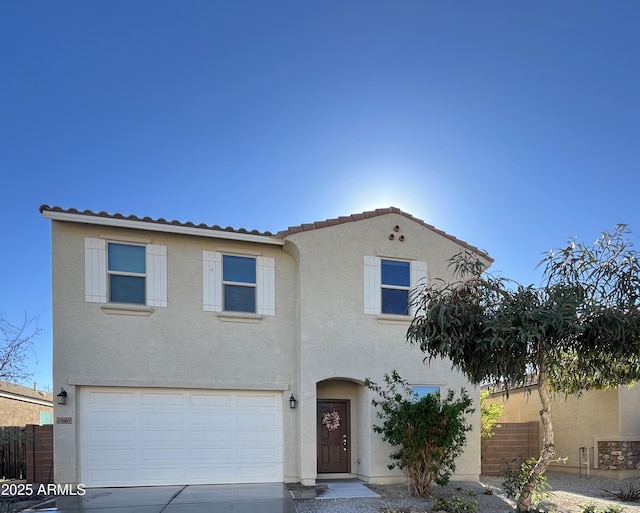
[406,225,640,512]
[365,371,474,497]
[480,389,503,442]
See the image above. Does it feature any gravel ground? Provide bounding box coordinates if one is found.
[294,472,640,513]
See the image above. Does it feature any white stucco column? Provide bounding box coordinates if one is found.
[299,379,317,485]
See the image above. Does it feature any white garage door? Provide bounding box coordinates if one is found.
[79,387,283,487]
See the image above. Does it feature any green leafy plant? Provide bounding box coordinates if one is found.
[433,492,478,513]
[500,457,552,508]
[480,389,503,442]
[365,371,474,497]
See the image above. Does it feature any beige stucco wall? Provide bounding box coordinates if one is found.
[488,387,621,471]
[618,386,640,437]
[50,221,299,483]
[0,396,53,426]
[49,212,488,485]
[286,213,486,485]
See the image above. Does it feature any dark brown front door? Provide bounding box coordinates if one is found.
[317,399,350,474]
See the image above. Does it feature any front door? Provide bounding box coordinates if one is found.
[317,400,350,474]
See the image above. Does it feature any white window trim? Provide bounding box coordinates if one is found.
[363,256,427,316]
[222,255,257,313]
[84,238,167,308]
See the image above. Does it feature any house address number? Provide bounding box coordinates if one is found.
[56,417,72,424]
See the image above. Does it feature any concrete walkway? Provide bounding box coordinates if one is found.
[315,479,380,499]
[25,483,296,513]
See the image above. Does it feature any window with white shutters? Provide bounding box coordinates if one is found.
[203,251,275,316]
[364,256,427,316]
[84,238,167,308]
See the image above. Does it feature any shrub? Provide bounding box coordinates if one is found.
[480,389,503,442]
[365,371,474,497]
[434,491,478,513]
[579,503,625,513]
[500,457,552,508]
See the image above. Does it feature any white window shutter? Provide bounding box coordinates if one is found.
[363,256,381,315]
[256,256,276,316]
[203,251,222,312]
[84,238,106,303]
[410,260,428,315]
[146,244,167,307]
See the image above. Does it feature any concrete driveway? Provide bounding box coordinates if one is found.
[27,483,296,513]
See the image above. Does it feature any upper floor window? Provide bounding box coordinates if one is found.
[203,251,275,316]
[222,255,256,313]
[363,256,427,316]
[85,238,167,308]
[108,243,146,304]
[381,259,410,315]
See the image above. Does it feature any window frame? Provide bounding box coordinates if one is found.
[107,242,147,305]
[85,237,167,309]
[380,258,411,315]
[222,254,257,313]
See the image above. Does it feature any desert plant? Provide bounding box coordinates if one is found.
[579,503,625,513]
[365,371,474,497]
[603,482,640,502]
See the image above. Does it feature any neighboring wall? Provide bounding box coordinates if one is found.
[486,387,639,476]
[0,382,53,426]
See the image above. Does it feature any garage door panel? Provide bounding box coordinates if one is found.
[79,388,283,486]
[89,410,136,426]
[190,394,232,407]
[191,448,234,460]
[238,447,280,460]
[237,465,281,480]
[237,429,280,443]
[139,392,185,406]
[191,411,233,425]
[87,448,136,464]
[237,394,278,407]
[86,391,135,406]
[140,411,185,424]
[86,429,136,444]
[87,468,139,485]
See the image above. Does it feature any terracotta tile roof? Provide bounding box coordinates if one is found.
[39,205,492,261]
[279,207,493,262]
[0,381,53,402]
[39,205,277,237]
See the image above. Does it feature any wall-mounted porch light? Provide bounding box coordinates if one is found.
[57,387,68,405]
[289,394,297,409]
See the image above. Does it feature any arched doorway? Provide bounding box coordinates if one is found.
[316,378,365,477]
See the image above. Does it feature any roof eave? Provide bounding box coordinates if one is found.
[41,210,285,246]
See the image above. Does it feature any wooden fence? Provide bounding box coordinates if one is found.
[0,425,53,483]
[481,421,540,476]
[0,426,26,480]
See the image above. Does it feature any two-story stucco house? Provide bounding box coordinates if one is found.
[40,205,492,488]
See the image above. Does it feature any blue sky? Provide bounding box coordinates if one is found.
[2,1,639,390]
